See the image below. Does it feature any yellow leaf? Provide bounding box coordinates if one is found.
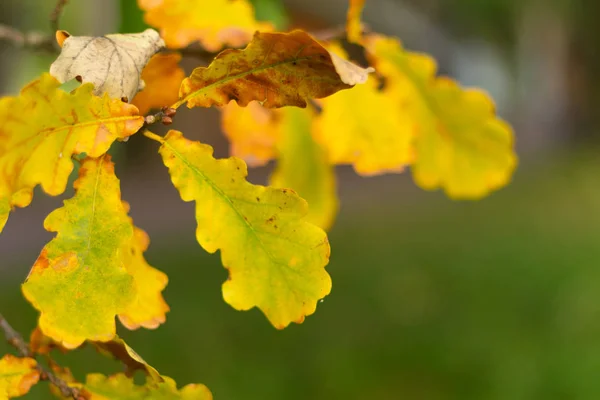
[0,355,39,400]
[132,53,185,115]
[366,35,517,198]
[118,227,169,330]
[148,130,331,328]
[83,373,212,400]
[50,29,165,102]
[176,30,374,109]
[21,156,137,349]
[138,0,272,51]
[346,0,365,44]
[93,337,162,382]
[313,44,414,175]
[270,107,338,230]
[220,100,278,166]
[0,74,143,233]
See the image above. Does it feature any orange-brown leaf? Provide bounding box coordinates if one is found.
[346,0,366,44]
[176,30,373,109]
[132,53,185,115]
[0,355,40,399]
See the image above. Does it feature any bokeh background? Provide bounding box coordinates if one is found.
[2,0,600,399]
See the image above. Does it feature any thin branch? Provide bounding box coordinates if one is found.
[0,313,83,400]
[0,24,56,53]
[50,0,70,33]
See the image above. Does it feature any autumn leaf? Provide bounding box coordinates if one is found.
[0,355,39,400]
[313,44,414,175]
[29,327,68,355]
[0,74,143,233]
[176,30,374,109]
[147,130,331,328]
[118,226,169,330]
[132,53,185,114]
[83,373,212,400]
[50,29,165,102]
[138,0,272,51]
[270,107,338,230]
[220,100,278,166]
[346,0,366,44]
[21,156,137,349]
[366,35,517,198]
[93,337,162,382]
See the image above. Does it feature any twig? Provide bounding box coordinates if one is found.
[0,313,83,400]
[0,24,56,53]
[50,0,69,33]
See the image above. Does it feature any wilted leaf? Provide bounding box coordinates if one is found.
[367,35,517,198]
[314,44,414,175]
[346,0,366,44]
[0,74,143,233]
[22,156,136,349]
[132,52,185,114]
[176,30,374,109]
[0,355,39,399]
[138,0,272,51]
[29,327,68,355]
[148,130,331,328]
[118,227,169,330]
[93,337,162,382]
[83,373,212,400]
[220,100,278,166]
[270,107,338,230]
[50,29,165,102]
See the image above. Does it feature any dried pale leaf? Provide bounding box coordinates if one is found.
[50,29,165,101]
[22,156,137,349]
[151,130,331,328]
[0,74,143,234]
[132,53,185,114]
[138,0,272,51]
[366,34,517,198]
[0,355,40,399]
[346,0,366,44]
[176,30,373,109]
[220,100,279,166]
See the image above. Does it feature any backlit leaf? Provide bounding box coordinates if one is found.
[83,373,212,400]
[313,44,414,175]
[132,53,185,114]
[22,156,136,349]
[176,30,373,109]
[0,355,39,399]
[220,100,278,166]
[50,29,165,102]
[149,130,331,328]
[270,107,338,230]
[0,74,143,233]
[366,35,517,198]
[346,0,365,44]
[138,0,272,51]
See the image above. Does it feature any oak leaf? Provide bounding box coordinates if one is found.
[270,107,338,230]
[366,35,517,198]
[93,337,162,382]
[22,156,137,349]
[50,29,165,102]
[313,44,414,175]
[138,0,272,51]
[346,0,366,44]
[176,30,374,109]
[0,74,143,233]
[132,52,185,115]
[0,355,39,400]
[149,130,331,328]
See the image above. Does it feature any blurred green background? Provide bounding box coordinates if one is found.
[2,0,600,399]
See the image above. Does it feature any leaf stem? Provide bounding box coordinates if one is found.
[0,313,83,400]
[143,130,165,143]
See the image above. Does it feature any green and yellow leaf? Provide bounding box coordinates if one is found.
[93,337,162,382]
[366,34,517,198]
[176,30,373,109]
[0,355,39,400]
[138,0,272,51]
[149,130,331,328]
[83,373,212,400]
[132,53,185,115]
[270,107,338,230]
[346,0,366,44]
[0,74,143,233]
[22,156,136,349]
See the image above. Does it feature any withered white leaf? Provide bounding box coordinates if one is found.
[50,29,165,102]
[329,51,375,85]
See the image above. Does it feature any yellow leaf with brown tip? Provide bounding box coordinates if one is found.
[0,355,39,399]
